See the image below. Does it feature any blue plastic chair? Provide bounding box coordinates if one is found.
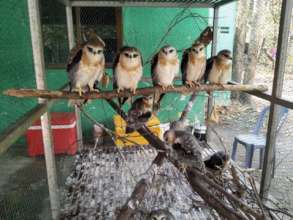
[231,106,288,169]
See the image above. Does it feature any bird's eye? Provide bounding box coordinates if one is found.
[87,47,93,52]
[97,49,103,54]
[169,49,174,53]
[133,54,138,58]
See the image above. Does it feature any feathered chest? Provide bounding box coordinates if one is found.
[79,54,104,74]
[155,57,179,73]
[115,62,143,89]
[186,54,206,80]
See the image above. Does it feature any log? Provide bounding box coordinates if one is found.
[4,84,268,100]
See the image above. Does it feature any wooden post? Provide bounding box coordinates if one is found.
[206,6,219,141]
[66,4,84,149]
[260,0,293,200]
[27,0,60,219]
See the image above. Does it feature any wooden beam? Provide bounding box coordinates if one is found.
[0,102,52,154]
[28,0,59,219]
[207,6,218,141]
[260,0,293,200]
[4,84,268,100]
[65,4,83,149]
[70,1,211,8]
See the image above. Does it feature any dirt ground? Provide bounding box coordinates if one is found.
[211,64,293,212]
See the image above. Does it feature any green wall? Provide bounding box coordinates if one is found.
[51,7,210,141]
[0,0,36,140]
[0,4,213,146]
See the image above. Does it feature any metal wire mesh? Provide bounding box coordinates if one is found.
[79,7,119,64]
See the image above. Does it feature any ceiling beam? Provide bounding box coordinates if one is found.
[70,1,211,8]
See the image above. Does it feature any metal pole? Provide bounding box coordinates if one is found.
[27,0,60,219]
[206,6,219,140]
[260,0,293,199]
[65,4,84,149]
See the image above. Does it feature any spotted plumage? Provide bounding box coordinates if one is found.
[164,129,205,172]
[204,49,232,85]
[181,41,206,87]
[113,46,143,106]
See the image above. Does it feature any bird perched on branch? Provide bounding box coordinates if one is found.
[147,209,175,220]
[66,30,108,106]
[126,95,153,133]
[164,129,205,173]
[113,46,143,106]
[151,45,179,110]
[181,41,206,87]
[204,50,232,86]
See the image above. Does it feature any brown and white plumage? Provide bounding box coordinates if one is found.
[151,45,179,89]
[204,50,232,85]
[113,46,143,106]
[67,31,106,105]
[151,45,179,110]
[126,95,153,133]
[181,41,206,87]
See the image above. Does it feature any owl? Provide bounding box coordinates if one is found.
[164,129,205,172]
[181,41,206,87]
[151,45,179,89]
[151,45,179,110]
[147,209,175,220]
[204,49,232,85]
[126,95,153,133]
[67,31,106,97]
[113,46,143,106]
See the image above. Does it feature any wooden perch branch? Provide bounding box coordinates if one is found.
[4,84,268,100]
[106,101,263,220]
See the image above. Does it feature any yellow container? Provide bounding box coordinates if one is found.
[113,114,162,147]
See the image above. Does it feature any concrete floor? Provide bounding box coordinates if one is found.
[0,143,74,220]
[1,103,292,219]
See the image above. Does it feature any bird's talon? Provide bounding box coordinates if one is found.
[192,82,200,87]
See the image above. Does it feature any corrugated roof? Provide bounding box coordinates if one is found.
[68,0,237,8]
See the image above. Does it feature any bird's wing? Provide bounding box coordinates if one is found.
[199,58,207,81]
[112,52,120,90]
[181,49,189,84]
[151,53,159,86]
[203,56,215,83]
[66,43,84,73]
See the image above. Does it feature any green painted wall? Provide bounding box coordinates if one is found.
[0,0,36,141]
[122,7,209,125]
[1,3,238,146]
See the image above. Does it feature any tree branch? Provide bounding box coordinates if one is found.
[4,84,268,100]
